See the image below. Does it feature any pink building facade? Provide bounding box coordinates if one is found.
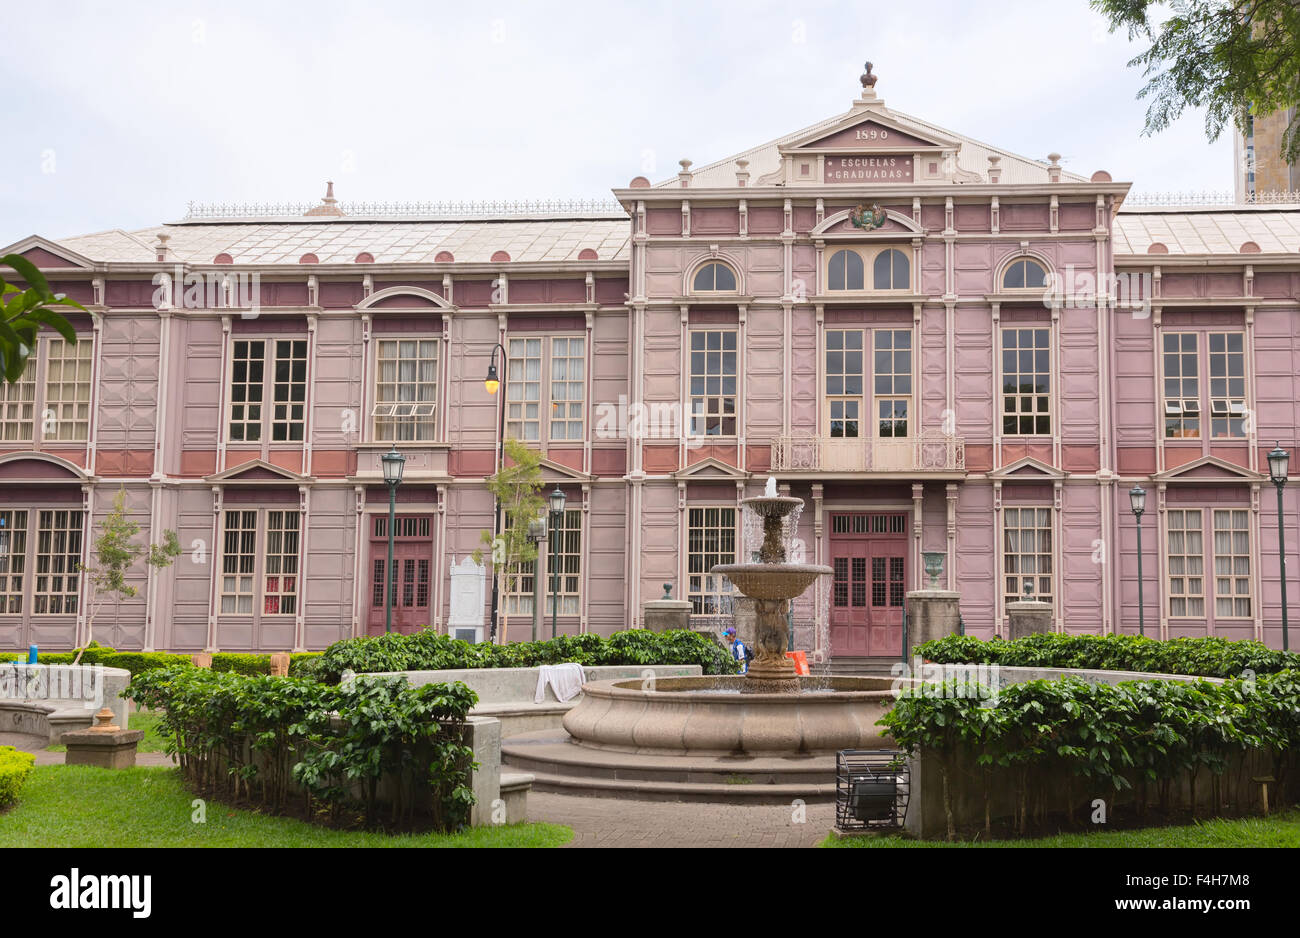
[3,74,1299,661]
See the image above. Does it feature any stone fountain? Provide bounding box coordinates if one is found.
[711,476,832,689]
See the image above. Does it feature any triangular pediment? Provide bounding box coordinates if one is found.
[988,457,1068,481]
[785,108,957,154]
[672,456,749,480]
[537,457,592,483]
[1154,455,1264,484]
[206,459,310,483]
[0,235,95,270]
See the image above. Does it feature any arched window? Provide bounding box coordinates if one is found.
[828,250,865,291]
[1003,258,1048,290]
[873,249,909,290]
[692,261,738,292]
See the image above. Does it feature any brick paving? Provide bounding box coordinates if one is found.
[526,790,835,848]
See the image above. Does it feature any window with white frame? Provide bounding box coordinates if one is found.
[689,330,737,436]
[1212,509,1251,618]
[33,509,82,615]
[1001,327,1051,435]
[227,338,308,443]
[825,329,864,438]
[505,337,542,442]
[0,509,28,613]
[547,509,582,616]
[372,338,438,442]
[873,329,912,438]
[0,337,93,444]
[505,335,586,445]
[872,249,910,291]
[1003,506,1052,606]
[1208,332,1247,439]
[220,508,300,616]
[1002,258,1048,290]
[828,250,865,291]
[549,338,585,441]
[692,261,738,292]
[1167,509,1205,617]
[1162,332,1200,439]
[687,506,735,614]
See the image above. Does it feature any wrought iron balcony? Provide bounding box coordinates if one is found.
[770,430,965,474]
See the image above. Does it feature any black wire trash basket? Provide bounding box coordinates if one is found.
[835,749,910,831]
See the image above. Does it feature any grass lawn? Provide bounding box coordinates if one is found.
[0,766,572,848]
[45,709,168,754]
[822,810,1300,848]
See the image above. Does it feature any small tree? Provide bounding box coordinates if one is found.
[473,438,546,644]
[73,489,182,665]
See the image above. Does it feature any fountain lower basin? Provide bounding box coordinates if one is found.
[561,675,905,756]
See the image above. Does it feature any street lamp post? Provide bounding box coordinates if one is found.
[548,486,567,639]
[1130,485,1146,637]
[1268,444,1290,652]
[381,446,406,635]
[484,344,507,642]
[527,516,547,642]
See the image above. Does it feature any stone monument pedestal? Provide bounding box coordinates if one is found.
[906,589,962,658]
[61,708,144,770]
[643,599,692,633]
[1006,600,1053,640]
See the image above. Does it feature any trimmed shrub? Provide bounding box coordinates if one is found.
[0,746,36,810]
[917,632,1300,679]
[310,628,739,682]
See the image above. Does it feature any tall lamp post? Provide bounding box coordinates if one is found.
[381,446,406,634]
[1130,485,1146,637]
[484,344,507,642]
[1268,444,1290,652]
[548,486,567,639]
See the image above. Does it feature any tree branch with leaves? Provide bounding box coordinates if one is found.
[1,253,83,383]
[473,438,546,644]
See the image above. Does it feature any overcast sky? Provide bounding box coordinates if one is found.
[0,0,1234,246]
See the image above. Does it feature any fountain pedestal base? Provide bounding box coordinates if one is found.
[745,597,799,688]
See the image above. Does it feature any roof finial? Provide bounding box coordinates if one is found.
[324,180,337,204]
[304,180,346,217]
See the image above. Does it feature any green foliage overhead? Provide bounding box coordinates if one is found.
[305,627,740,683]
[917,632,1300,678]
[0,253,82,384]
[1093,0,1300,162]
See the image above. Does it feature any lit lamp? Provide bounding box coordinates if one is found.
[921,551,945,589]
[484,343,507,641]
[1268,444,1290,652]
[1130,485,1146,637]
[548,486,567,639]
[381,446,406,635]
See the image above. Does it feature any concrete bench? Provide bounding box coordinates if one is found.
[361,664,704,739]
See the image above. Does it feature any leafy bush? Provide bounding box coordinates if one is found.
[0,647,322,679]
[126,667,478,832]
[310,628,738,683]
[0,745,36,810]
[917,632,1300,678]
[878,670,1300,839]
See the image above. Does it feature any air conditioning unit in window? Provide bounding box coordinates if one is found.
[451,626,483,643]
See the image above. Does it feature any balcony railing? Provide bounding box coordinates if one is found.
[770,430,965,473]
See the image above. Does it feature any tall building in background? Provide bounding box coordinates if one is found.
[1236,106,1300,201]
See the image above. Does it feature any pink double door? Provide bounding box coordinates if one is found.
[828,513,907,658]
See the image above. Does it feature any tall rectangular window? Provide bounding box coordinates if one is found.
[220,510,258,614]
[263,510,300,615]
[1003,507,1052,606]
[547,508,582,616]
[271,339,308,442]
[549,337,585,441]
[874,329,912,438]
[1212,509,1251,617]
[689,330,737,436]
[373,338,438,441]
[0,359,35,442]
[687,506,735,614]
[0,510,28,614]
[506,337,542,441]
[33,509,81,615]
[1167,509,1205,617]
[1208,332,1247,438]
[228,340,265,442]
[1001,327,1051,435]
[504,559,537,616]
[1162,332,1200,439]
[825,330,864,438]
[42,339,93,442]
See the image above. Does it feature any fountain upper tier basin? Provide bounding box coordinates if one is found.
[710,562,834,601]
[561,675,908,755]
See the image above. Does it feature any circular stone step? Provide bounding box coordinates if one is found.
[502,730,839,803]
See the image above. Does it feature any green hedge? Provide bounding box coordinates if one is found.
[0,644,321,678]
[127,667,477,831]
[305,628,739,683]
[0,745,36,810]
[917,633,1300,679]
[878,669,1300,839]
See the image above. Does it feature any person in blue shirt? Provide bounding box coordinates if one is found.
[724,626,752,674]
